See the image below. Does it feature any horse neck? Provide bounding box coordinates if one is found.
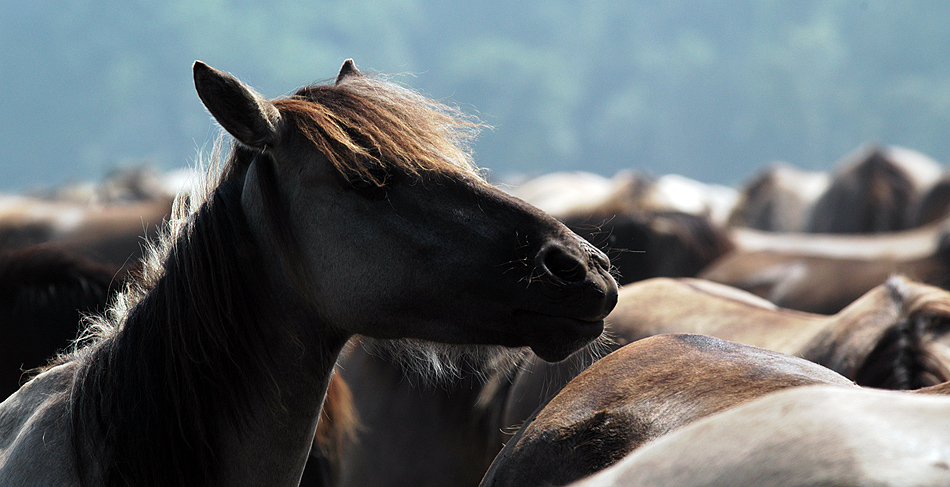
[798,282,910,382]
[74,172,350,487]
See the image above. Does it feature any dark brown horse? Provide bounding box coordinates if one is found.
[0,60,617,487]
[507,169,734,286]
[605,276,950,389]
[563,210,734,286]
[479,334,855,487]
[330,344,512,487]
[0,244,121,399]
[805,143,941,234]
[911,170,950,227]
[569,384,950,487]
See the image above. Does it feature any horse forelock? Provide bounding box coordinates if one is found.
[272,73,485,187]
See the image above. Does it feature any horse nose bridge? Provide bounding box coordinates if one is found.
[580,237,611,272]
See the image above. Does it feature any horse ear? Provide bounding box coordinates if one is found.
[193,61,281,149]
[335,59,362,85]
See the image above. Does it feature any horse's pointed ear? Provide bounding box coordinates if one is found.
[335,59,362,85]
[193,61,281,150]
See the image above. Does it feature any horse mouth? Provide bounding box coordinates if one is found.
[513,310,606,362]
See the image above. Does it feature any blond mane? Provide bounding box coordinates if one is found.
[275,72,485,186]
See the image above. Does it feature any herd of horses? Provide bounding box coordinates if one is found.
[1,61,950,486]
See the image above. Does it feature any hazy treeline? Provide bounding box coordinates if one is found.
[3,0,949,190]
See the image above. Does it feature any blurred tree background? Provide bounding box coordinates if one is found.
[2,0,949,191]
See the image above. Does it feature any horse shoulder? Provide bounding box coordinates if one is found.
[0,362,79,486]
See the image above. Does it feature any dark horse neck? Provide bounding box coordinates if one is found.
[71,158,349,487]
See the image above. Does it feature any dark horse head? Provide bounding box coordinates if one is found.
[190,60,618,362]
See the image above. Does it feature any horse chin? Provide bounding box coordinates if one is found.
[524,316,606,363]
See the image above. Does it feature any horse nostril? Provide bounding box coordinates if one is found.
[540,244,589,284]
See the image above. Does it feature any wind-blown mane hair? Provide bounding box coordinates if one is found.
[275,71,483,186]
[56,69,488,487]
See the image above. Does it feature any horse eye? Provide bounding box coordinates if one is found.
[348,173,390,200]
[350,177,378,190]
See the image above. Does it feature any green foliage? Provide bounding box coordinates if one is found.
[2,0,949,190]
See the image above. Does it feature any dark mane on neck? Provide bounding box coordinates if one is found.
[854,277,950,389]
[273,72,483,187]
[62,147,290,487]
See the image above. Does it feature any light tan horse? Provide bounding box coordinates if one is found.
[0,60,617,487]
[570,385,950,487]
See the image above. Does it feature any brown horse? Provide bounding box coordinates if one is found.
[479,334,855,487]
[0,193,173,272]
[330,343,513,487]
[604,276,950,390]
[490,271,950,455]
[0,60,617,487]
[570,384,950,487]
[562,210,734,286]
[805,143,942,234]
[507,168,734,286]
[911,170,950,227]
[726,162,829,232]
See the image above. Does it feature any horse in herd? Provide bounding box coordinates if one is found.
[2,60,950,487]
[0,188,173,273]
[727,143,945,234]
[700,220,950,314]
[0,60,617,486]
[480,333,857,487]
[569,384,950,487]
